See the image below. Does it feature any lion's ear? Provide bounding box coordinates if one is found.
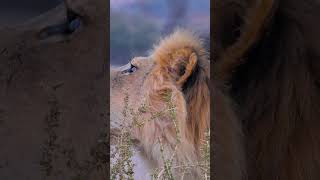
[177,52,198,86]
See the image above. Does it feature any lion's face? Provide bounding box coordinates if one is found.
[110,57,155,129]
[110,56,156,179]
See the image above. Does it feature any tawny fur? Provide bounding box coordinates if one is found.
[213,0,277,82]
[133,30,210,178]
[214,0,320,179]
[212,83,245,180]
[212,1,281,179]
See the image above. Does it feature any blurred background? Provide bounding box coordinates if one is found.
[110,0,210,66]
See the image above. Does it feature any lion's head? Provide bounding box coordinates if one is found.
[110,56,154,128]
[111,29,210,179]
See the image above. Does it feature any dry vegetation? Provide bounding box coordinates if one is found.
[111,92,210,180]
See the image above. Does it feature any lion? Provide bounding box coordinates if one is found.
[111,29,246,179]
[111,30,210,179]
[214,0,320,179]
[212,1,278,179]
[0,0,108,179]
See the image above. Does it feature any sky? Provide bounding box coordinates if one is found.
[110,0,210,33]
[110,0,138,8]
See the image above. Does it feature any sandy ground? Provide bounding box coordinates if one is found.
[0,2,109,179]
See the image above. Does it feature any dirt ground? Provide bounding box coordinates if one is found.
[0,1,109,180]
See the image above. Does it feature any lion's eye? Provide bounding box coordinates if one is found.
[38,8,83,40]
[121,63,137,75]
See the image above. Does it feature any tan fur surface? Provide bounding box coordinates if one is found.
[213,0,277,82]
[214,0,320,179]
[212,84,246,180]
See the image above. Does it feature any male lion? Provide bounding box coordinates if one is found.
[0,0,108,179]
[214,0,320,179]
[111,30,210,179]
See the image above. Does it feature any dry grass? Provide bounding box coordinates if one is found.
[110,92,135,180]
[111,92,210,180]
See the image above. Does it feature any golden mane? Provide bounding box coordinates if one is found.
[132,30,210,178]
[146,29,210,151]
